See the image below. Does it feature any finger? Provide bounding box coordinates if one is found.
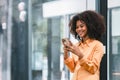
[63,47,69,51]
[67,45,73,50]
[69,41,73,46]
[66,47,72,52]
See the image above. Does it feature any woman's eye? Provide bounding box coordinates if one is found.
[76,26,79,29]
[80,24,84,27]
[76,24,85,29]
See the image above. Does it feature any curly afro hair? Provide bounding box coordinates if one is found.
[69,10,106,41]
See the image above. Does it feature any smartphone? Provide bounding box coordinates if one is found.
[62,38,72,46]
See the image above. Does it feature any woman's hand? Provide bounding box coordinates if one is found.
[62,38,83,59]
[62,38,71,59]
[66,44,84,59]
[63,46,69,59]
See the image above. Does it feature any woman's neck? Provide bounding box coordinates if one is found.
[82,36,89,42]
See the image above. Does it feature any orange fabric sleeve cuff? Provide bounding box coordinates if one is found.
[64,57,72,64]
[79,56,87,65]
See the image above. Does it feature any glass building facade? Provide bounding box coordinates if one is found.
[108,0,120,80]
[0,0,120,80]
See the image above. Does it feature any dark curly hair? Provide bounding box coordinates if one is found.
[69,10,106,41]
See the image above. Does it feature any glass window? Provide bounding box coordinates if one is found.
[108,0,120,79]
[0,0,11,80]
[109,8,120,80]
[31,2,48,80]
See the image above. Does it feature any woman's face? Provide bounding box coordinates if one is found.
[76,20,88,39]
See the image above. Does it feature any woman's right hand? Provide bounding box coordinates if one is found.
[62,38,72,59]
[63,46,69,60]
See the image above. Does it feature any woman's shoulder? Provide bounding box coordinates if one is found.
[94,40,103,45]
[93,40,104,48]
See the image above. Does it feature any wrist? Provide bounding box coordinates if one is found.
[64,56,68,60]
[64,52,68,60]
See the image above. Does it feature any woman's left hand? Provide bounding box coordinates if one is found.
[66,44,84,59]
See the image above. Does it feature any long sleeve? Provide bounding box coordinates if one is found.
[79,42,104,74]
[64,56,76,73]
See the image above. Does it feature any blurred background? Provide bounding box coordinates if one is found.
[0,0,120,80]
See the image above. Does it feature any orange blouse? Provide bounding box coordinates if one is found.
[64,39,104,80]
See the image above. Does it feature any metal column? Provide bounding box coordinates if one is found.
[96,0,108,80]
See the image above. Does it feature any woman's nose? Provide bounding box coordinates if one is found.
[77,27,81,30]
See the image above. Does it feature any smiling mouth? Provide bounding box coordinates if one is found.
[79,32,83,35]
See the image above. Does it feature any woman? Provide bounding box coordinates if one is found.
[62,10,106,80]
